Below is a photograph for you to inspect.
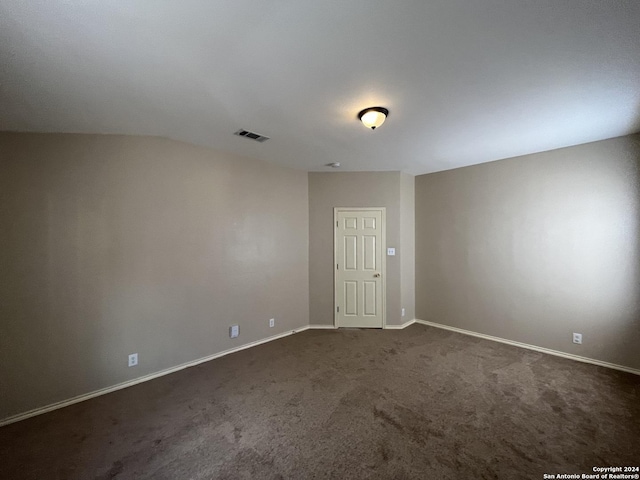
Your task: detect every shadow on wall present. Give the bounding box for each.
[624,134,640,351]
[415,133,640,370]
[535,134,640,366]
[0,133,311,422]
[566,134,640,368]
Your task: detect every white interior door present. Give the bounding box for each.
[334,208,385,328]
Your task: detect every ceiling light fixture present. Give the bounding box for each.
[358,107,389,130]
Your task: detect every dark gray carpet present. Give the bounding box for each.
[1,324,638,479]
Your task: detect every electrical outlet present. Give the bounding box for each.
[128,353,138,367]
[572,333,582,345]
[230,325,239,338]
[269,318,275,328]
[401,308,405,317]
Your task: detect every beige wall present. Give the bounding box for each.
[415,134,640,370]
[0,133,309,420]
[6,127,637,421]
[308,172,410,327]
[400,173,415,322]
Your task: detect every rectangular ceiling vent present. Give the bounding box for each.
[234,129,270,143]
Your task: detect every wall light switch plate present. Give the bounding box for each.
[387,247,396,256]
[128,353,138,367]
[230,325,239,338]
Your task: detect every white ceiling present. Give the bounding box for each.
[1,1,639,175]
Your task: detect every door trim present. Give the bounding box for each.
[333,207,386,329]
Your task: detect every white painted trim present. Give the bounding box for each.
[7,319,636,428]
[0,326,311,428]
[415,319,640,376]
[385,319,416,329]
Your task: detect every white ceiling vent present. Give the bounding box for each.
[234,129,270,143]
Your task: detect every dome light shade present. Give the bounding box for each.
[358,107,389,130]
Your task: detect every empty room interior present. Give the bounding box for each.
[1,1,639,479]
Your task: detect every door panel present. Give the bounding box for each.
[335,208,384,328]
[344,281,358,315]
[363,236,376,270]
[363,216,376,229]
[344,235,357,270]
[363,281,377,316]
[344,217,357,229]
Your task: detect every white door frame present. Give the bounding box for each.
[334,207,386,328]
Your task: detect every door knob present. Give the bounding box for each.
[374,273,381,277]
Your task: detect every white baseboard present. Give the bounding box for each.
[309,320,420,330]
[0,325,311,428]
[385,319,416,329]
[415,319,640,376]
[5,320,636,427]
[310,320,418,330]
